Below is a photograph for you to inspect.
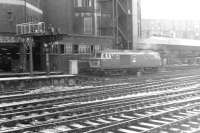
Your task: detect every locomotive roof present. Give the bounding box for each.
[100,50,157,55]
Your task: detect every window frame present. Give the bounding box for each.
[84,16,93,34]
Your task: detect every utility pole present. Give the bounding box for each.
[24,0,33,76]
[21,0,27,73]
[29,37,33,76]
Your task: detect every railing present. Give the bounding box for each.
[16,22,45,35]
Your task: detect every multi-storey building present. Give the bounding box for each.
[41,0,141,72]
[142,19,200,40]
[41,0,137,53]
[0,0,42,33]
[0,0,43,72]
[0,0,141,73]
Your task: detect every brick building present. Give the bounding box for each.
[41,0,135,52]
[41,0,141,72]
[0,0,141,73]
[0,0,42,72]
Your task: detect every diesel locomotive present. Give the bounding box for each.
[88,50,162,75]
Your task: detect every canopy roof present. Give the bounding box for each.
[138,36,200,47]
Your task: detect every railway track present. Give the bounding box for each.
[0,74,199,110]
[1,69,200,104]
[86,100,200,133]
[1,67,200,96]
[0,74,200,132]
[0,69,200,132]
[1,82,200,132]
[80,68,200,86]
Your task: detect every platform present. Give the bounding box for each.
[0,71,62,78]
[0,74,78,92]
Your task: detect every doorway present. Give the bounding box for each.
[32,43,44,71]
[0,45,20,72]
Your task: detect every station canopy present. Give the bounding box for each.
[138,36,200,50]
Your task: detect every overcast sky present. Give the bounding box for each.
[141,0,200,20]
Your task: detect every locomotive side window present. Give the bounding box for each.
[101,53,112,59]
[110,54,115,59]
[102,53,106,59]
[107,54,112,59]
[105,53,108,59]
[107,54,110,59]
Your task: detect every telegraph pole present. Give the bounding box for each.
[21,0,27,73]
[24,0,33,76]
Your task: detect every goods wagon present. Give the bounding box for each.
[88,50,162,75]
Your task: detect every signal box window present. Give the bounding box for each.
[90,45,94,53]
[83,0,92,7]
[73,45,79,54]
[75,0,83,7]
[65,43,72,54]
[60,44,65,54]
[75,0,92,7]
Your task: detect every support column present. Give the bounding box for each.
[44,43,50,75]
[20,42,27,72]
[29,40,33,76]
[112,0,116,48]
[116,0,119,49]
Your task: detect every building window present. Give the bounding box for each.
[65,43,72,54]
[7,10,13,21]
[74,0,92,7]
[60,44,65,54]
[79,45,87,53]
[83,0,92,7]
[73,44,79,54]
[84,16,92,34]
[50,44,59,54]
[90,45,94,53]
[94,45,101,53]
[75,0,83,7]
